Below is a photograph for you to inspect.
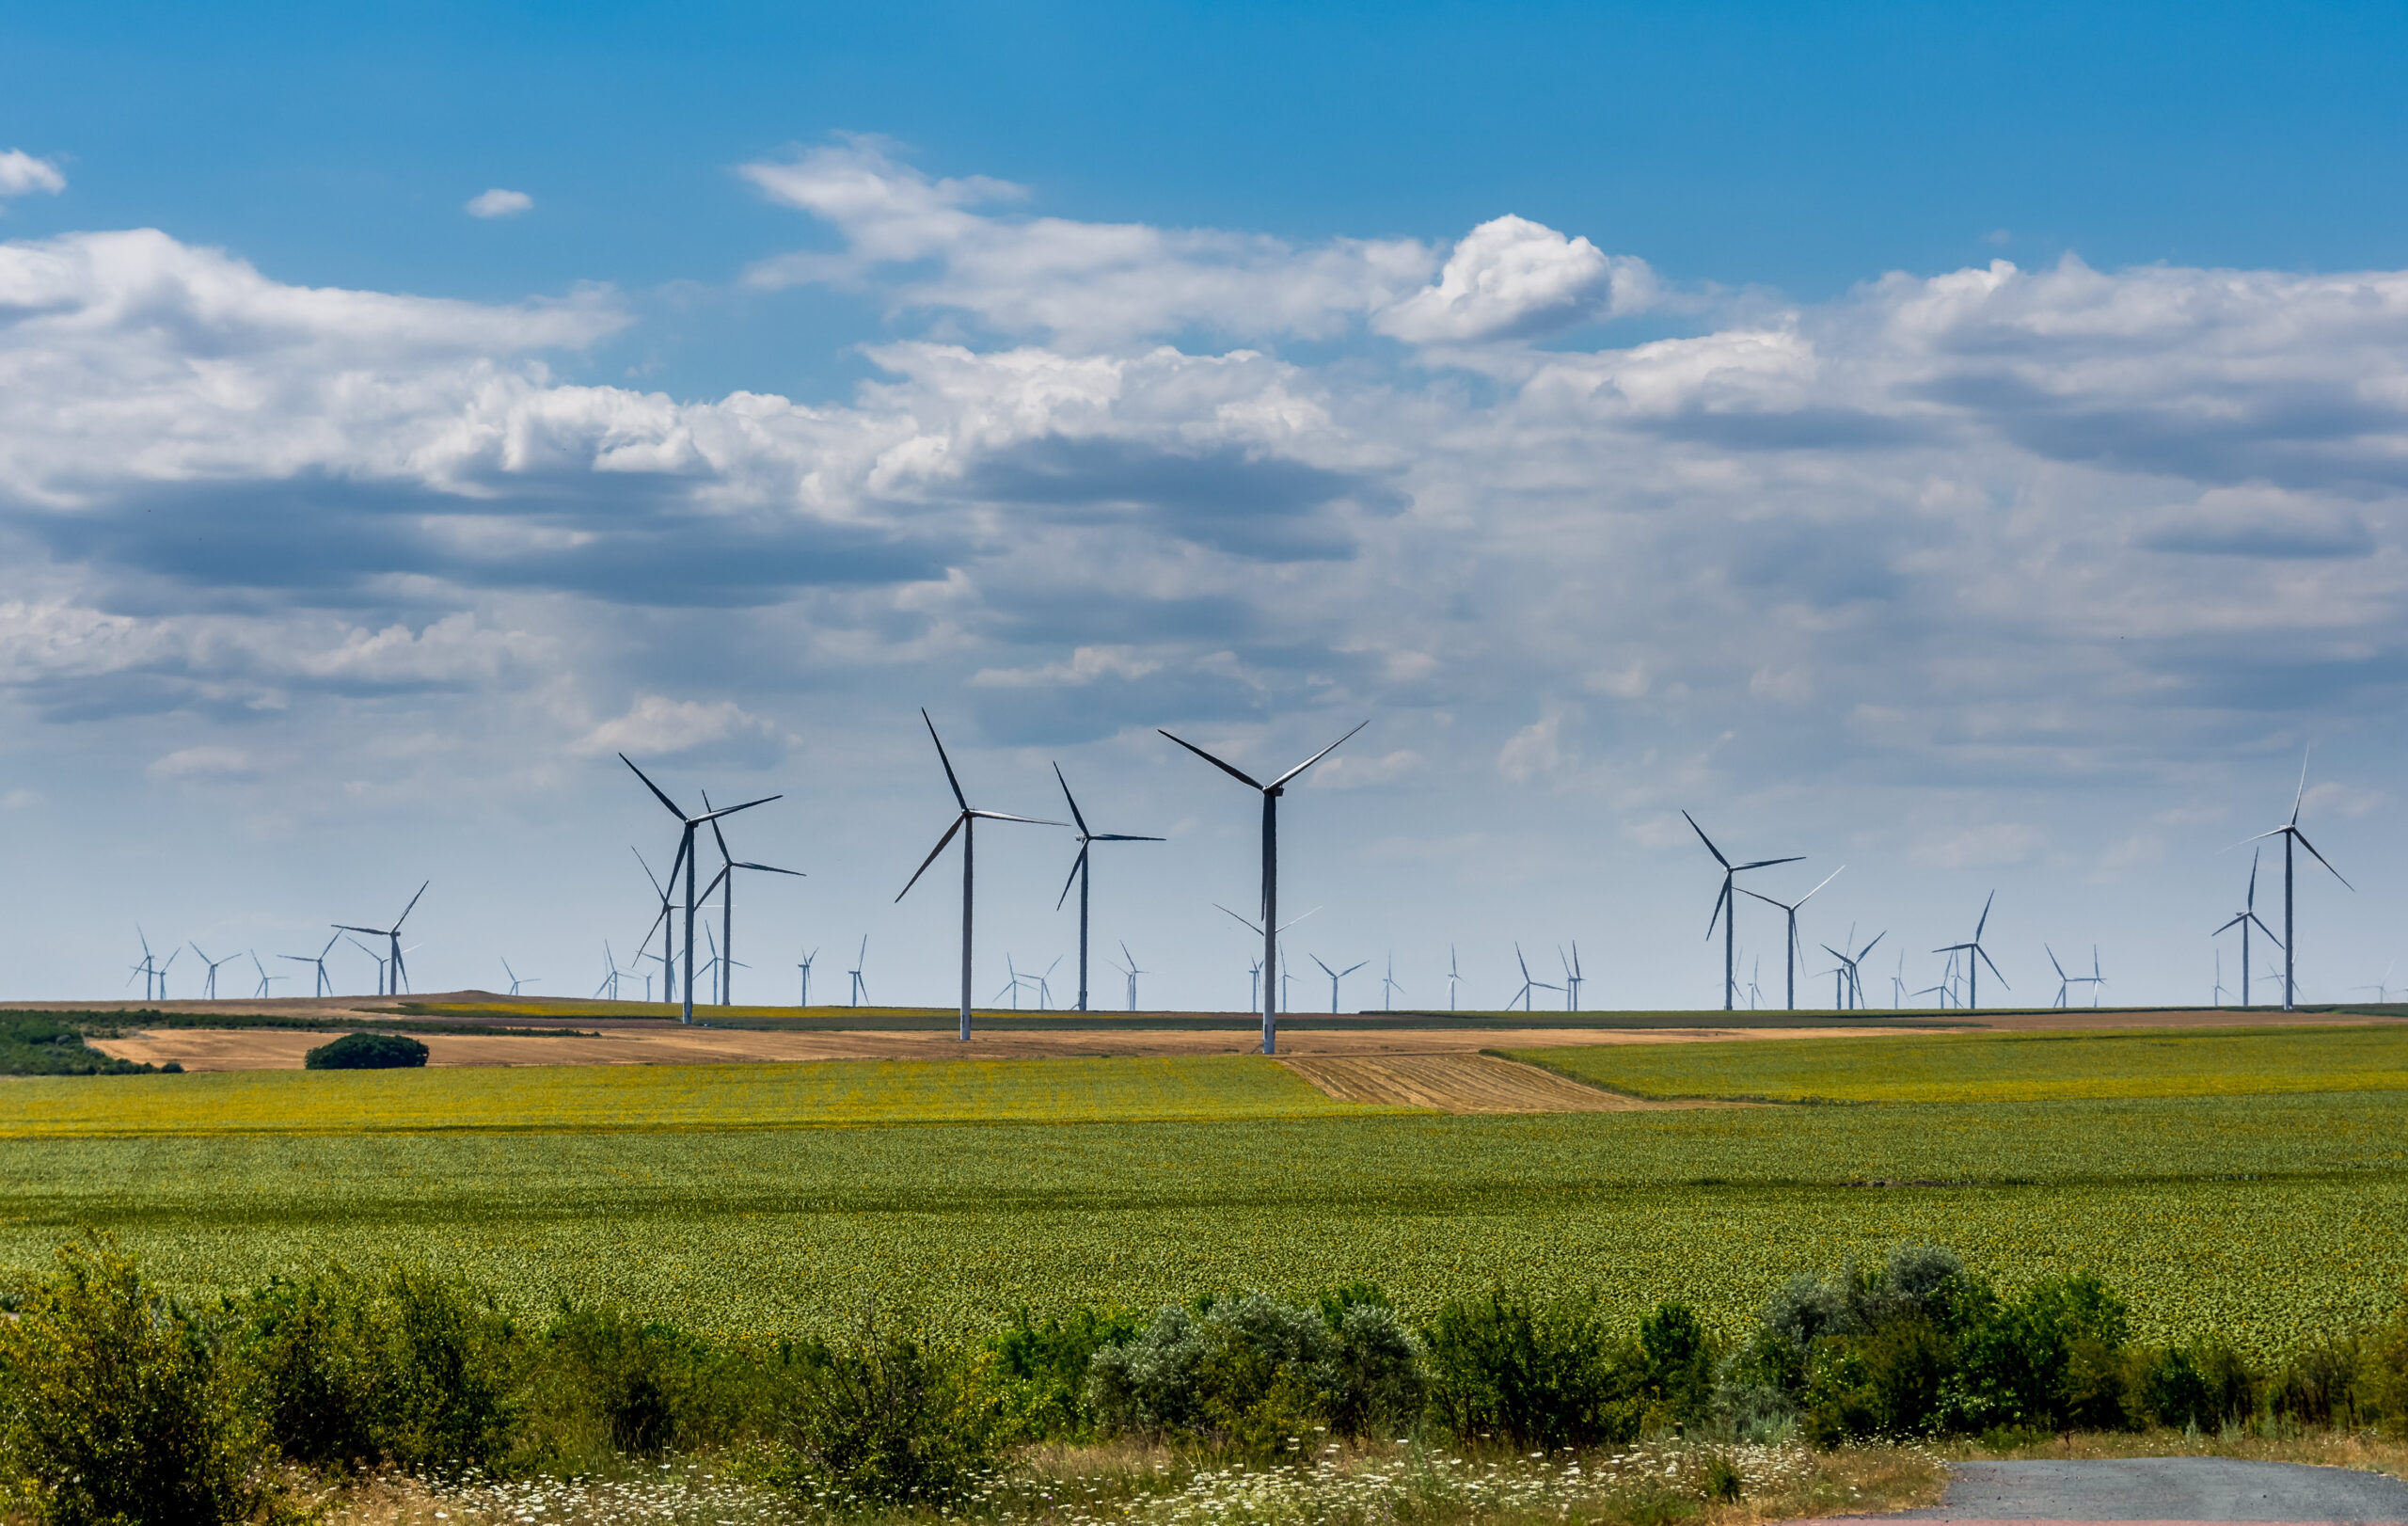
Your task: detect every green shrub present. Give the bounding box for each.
[524,1302,758,1465]
[0,1239,263,1526]
[776,1316,994,1508]
[2133,1341,2258,1431]
[0,1014,166,1076]
[1420,1289,1642,1448]
[985,1305,1143,1441]
[227,1264,523,1473]
[303,1032,429,1069]
[1638,1302,1718,1427]
[1951,1271,2132,1433]
[2271,1337,2362,1428]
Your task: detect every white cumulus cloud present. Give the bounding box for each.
[465,188,534,218]
[0,151,65,201]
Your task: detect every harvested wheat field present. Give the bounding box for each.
[1276,1051,1749,1113]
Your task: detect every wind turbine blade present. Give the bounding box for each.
[702,863,731,899]
[1341,962,1367,978]
[1734,855,1806,871]
[1269,719,1370,789]
[2048,945,2067,979]
[2234,827,2289,848]
[2290,830,2354,890]
[708,807,734,866]
[733,862,806,878]
[2210,914,2244,935]
[2247,848,2260,908]
[1275,906,1322,933]
[633,847,666,898]
[1052,762,1091,836]
[332,925,384,935]
[1214,903,1264,935]
[1158,728,1264,789]
[1976,945,2009,987]
[1680,810,1731,868]
[1312,955,1336,978]
[1091,834,1165,842]
[2247,913,2283,946]
[319,930,341,958]
[696,794,781,824]
[1799,866,1845,903]
[1856,930,1885,960]
[1819,944,1847,962]
[1055,847,1087,912]
[966,810,1068,826]
[1705,879,1730,940]
[921,708,971,811]
[1735,886,1784,909]
[1974,889,1995,940]
[895,814,967,902]
[620,754,689,820]
[2292,744,2311,826]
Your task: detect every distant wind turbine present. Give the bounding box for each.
[2047,944,2076,1009]
[2237,753,2349,1011]
[698,788,804,1009]
[1110,941,1146,1011]
[848,936,868,1006]
[1509,943,1561,1011]
[1311,954,1367,1013]
[1560,944,1584,1010]
[1739,866,1844,1009]
[1447,946,1462,1011]
[1216,902,1317,1023]
[1051,763,1162,1012]
[2213,848,2282,1012]
[280,931,341,998]
[796,946,817,1007]
[334,882,431,998]
[189,943,239,1000]
[1379,953,1404,1011]
[1932,892,2007,1011]
[1683,812,1804,1011]
[2350,962,2399,1005]
[1161,721,1367,1055]
[501,958,536,996]
[622,757,780,1025]
[248,951,281,999]
[895,710,1063,1041]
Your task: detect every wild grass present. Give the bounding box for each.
[1505,1024,2408,1103]
[0,1055,1400,1137]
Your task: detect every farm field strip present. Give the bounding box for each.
[0,1054,1404,1136]
[1507,1024,2408,1103]
[7,1093,2408,1356]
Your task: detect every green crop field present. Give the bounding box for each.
[1506,1024,2408,1103]
[3,1060,2405,1358]
[0,1055,1390,1137]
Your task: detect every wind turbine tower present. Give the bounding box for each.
[1739,866,1843,1009]
[1160,721,1366,1055]
[2213,848,2283,1012]
[1051,764,1162,1012]
[1683,812,1803,1011]
[1933,893,2007,1011]
[2241,754,2349,1012]
[334,882,430,998]
[622,756,779,1025]
[895,711,1062,1041]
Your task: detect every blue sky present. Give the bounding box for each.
[2,2,2406,1009]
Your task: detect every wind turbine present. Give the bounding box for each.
[621,756,780,1025]
[595,942,625,1001]
[634,848,678,1005]
[1509,944,1561,1011]
[501,958,536,996]
[346,936,388,994]
[1217,903,1317,1022]
[280,931,341,998]
[335,882,430,998]
[1738,866,1843,1009]
[189,944,239,1000]
[1933,892,2007,1011]
[2241,749,2353,1011]
[2047,944,2075,1009]
[1160,721,1367,1055]
[993,955,1029,1009]
[2213,847,2285,1012]
[1744,956,1763,1010]
[1031,955,1063,1010]
[848,936,868,1006]
[1311,954,1366,1013]
[1560,944,1585,1010]
[2352,965,2400,1004]
[2082,946,2106,1008]
[1447,946,1462,1011]
[896,711,1064,1041]
[1891,950,1908,1009]
[1247,957,1263,1011]
[1840,930,1885,1009]
[1050,764,1162,1012]
[1111,941,1146,1011]
[699,788,804,1008]
[248,952,282,999]
[2213,946,2227,1008]
[1379,954,1404,1011]
[128,928,163,1001]
[796,947,817,1007]
[1683,812,1804,1010]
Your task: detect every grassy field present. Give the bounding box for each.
[0,1055,1389,1136]
[4,1085,2404,1357]
[1505,1024,2408,1103]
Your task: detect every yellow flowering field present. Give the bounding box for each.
[1506,1023,2408,1103]
[0,1054,1398,1137]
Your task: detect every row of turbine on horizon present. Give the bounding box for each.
[1685,748,2349,1014]
[128,885,430,1001]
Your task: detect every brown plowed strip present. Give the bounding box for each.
[1276,1053,1748,1114]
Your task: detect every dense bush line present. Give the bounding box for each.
[4,1238,2407,1523]
[0,1014,177,1076]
